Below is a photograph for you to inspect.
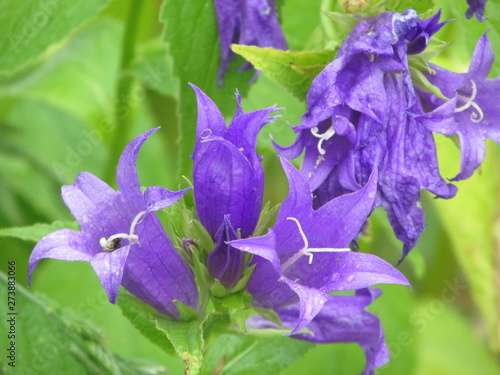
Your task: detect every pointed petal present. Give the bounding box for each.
[28,229,93,285]
[469,33,494,79]
[144,186,191,213]
[116,128,159,209]
[312,167,377,246]
[451,125,487,181]
[229,230,280,271]
[282,278,328,335]
[190,83,226,139]
[90,245,131,304]
[225,105,279,168]
[62,172,126,237]
[272,131,306,160]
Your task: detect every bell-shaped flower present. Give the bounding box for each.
[191,84,279,287]
[230,158,409,369]
[276,9,457,260]
[466,0,488,22]
[420,33,500,180]
[214,0,287,85]
[28,128,199,319]
[247,289,390,375]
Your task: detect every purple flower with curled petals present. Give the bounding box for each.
[230,158,409,373]
[191,83,279,288]
[276,9,457,260]
[420,33,500,180]
[466,0,488,22]
[29,128,199,319]
[248,289,389,375]
[214,0,287,85]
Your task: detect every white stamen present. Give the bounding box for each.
[311,126,336,155]
[281,217,350,272]
[99,211,147,252]
[454,80,484,122]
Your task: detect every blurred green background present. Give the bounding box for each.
[0,0,499,374]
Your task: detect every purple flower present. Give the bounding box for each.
[191,84,279,287]
[466,0,488,22]
[276,10,457,259]
[29,129,199,319]
[248,289,389,375]
[420,33,500,180]
[214,0,287,85]
[230,158,409,373]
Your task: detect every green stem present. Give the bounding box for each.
[103,0,143,183]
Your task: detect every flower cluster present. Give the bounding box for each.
[28,4,499,375]
[277,9,500,260]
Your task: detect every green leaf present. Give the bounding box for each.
[0,18,122,133]
[232,46,336,101]
[161,0,254,181]
[215,292,251,332]
[0,0,112,74]
[0,272,168,375]
[155,317,204,375]
[131,37,179,98]
[201,334,313,375]
[385,0,435,15]
[117,291,176,357]
[0,221,79,242]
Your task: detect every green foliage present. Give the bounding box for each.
[0,0,112,74]
[0,272,167,375]
[0,221,79,242]
[232,46,336,101]
[385,0,435,15]
[117,291,176,356]
[201,334,313,375]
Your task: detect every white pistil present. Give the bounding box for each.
[99,210,147,252]
[454,79,484,123]
[311,126,336,155]
[280,217,350,272]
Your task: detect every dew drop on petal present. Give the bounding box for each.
[347,274,356,282]
[368,191,376,198]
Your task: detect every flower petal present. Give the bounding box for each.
[62,172,126,238]
[144,186,191,213]
[207,215,242,288]
[28,229,93,285]
[193,139,262,238]
[251,289,390,375]
[116,128,160,209]
[229,230,280,271]
[190,83,226,140]
[90,245,131,304]
[122,213,199,317]
[281,278,329,335]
